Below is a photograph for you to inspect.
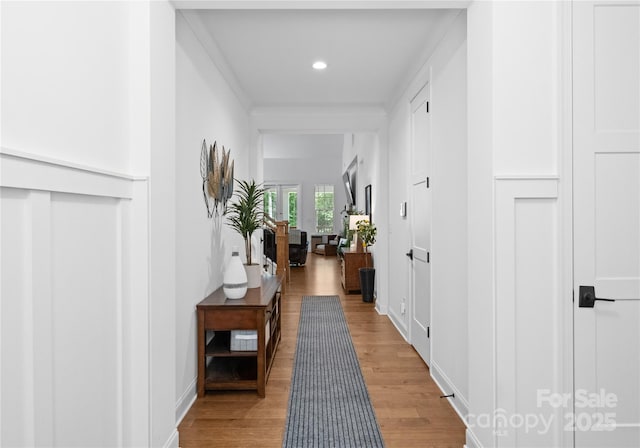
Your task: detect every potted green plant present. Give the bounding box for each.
[356,219,377,302]
[226,179,265,288]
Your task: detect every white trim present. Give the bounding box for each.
[494,174,559,181]
[30,191,54,446]
[374,300,387,315]
[387,308,409,342]
[250,106,387,133]
[162,429,180,448]
[0,186,148,446]
[172,1,471,10]
[115,202,125,447]
[0,148,148,200]
[0,147,145,181]
[251,105,387,118]
[430,361,469,424]
[388,9,464,111]
[126,181,152,447]
[494,176,563,447]
[558,1,574,447]
[178,11,252,110]
[465,427,483,448]
[175,378,197,426]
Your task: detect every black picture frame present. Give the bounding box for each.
[365,184,372,221]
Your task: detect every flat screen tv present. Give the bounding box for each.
[342,170,356,207]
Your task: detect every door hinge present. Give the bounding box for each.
[427,326,430,338]
[426,102,430,113]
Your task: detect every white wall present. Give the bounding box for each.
[429,12,468,419]
[263,134,346,234]
[1,1,131,173]
[386,10,469,418]
[387,102,412,333]
[174,11,251,425]
[149,2,179,447]
[0,1,178,447]
[466,2,571,447]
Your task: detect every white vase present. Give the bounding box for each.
[245,263,262,289]
[223,247,248,299]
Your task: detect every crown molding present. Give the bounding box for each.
[179,11,253,111]
[172,1,471,10]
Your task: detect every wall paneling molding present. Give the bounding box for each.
[494,176,565,447]
[0,148,150,447]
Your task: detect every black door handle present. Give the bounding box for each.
[406,249,413,260]
[579,285,616,308]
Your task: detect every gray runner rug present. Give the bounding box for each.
[283,295,385,448]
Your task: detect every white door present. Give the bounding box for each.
[573,3,640,446]
[409,85,431,365]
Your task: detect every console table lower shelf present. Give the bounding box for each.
[196,274,282,397]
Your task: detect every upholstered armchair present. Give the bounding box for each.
[313,234,339,256]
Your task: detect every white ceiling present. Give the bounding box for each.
[182,8,462,109]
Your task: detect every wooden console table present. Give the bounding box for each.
[341,250,372,293]
[196,274,282,397]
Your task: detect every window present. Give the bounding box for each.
[263,188,277,220]
[314,184,334,233]
[287,190,298,228]
[263,185,298,227]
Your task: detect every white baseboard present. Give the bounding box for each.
[387,308,409,341]
[175,378,197,426]
[465,427,482,448]
[375,298,387,315]
[430,361,469,424]
[163,429,180,448]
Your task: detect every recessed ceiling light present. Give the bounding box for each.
[312,61,327,70]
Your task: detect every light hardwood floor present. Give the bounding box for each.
[178,253,466,447]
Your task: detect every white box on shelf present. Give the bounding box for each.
[230,330,257,351]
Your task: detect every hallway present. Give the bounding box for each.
[178,253,466,447]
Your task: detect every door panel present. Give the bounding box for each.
[409,85,431,365]
[412,179,430,333]
[574,3,640,446]
[594,154,640,283]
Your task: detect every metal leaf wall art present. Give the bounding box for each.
[200,139,234,218]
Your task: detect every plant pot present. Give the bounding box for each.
[244,263,262,289]
[359,267,375,303]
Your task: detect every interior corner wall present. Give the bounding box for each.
[174,11,250,426]
[149,2,179,447]
[387,100,412,335]
[466,2,495,445]
[386,8,468,417]
[1,1,175,447]
[467,2,570,447]
[429,11,469,419]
